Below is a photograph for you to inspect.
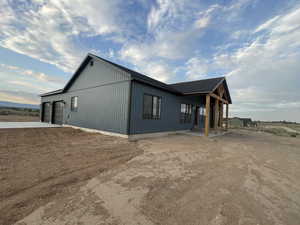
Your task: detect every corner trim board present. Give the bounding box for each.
[127,79,133,135]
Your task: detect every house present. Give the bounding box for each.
[228,117,256,128]
[40,53,232,137]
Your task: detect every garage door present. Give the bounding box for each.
[52,101,64,125]
[42,102,51,123]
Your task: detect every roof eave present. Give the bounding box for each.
[132,78,182,95]
[40,89,63,97]
[182,91,210,95]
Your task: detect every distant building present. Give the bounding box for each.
[228,117,256,128]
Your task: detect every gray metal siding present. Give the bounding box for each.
[41,60,131,134]
[129,81,205,134]
[68,59,130,92]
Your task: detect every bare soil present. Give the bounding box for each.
[0,115,40,122]
[1,128,300,225]
[0,128,140,225]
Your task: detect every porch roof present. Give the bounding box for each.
[170,77,232,104]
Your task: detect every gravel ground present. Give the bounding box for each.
[1,128,300,225]
[0,115,40,122]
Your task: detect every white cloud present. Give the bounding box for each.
[120,0,218,82]
[0,63,65,84]
[8,80,49,93]
[119,45,174,82]
[194,4,220,29]
[184,57,210,80]
[0,0,126,73]
[194,16,210,29]
[0,90,39,105]
[147,0,191,32]
[0,0,255,83]
[210,7,300,120]
[255,16,280,32]
[50,0,122,35]
[119,0,256,83]
[0,63,65,98]
[141,61,172,82]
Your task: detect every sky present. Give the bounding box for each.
[0,0,300,122]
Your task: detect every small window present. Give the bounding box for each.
[143,94,161,120]
[71,96,78,112]
[180,103,192,123]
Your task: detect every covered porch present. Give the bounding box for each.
[203,92,229,136]
[180,78,231,137]
[190,92,229,137]
[171,76,232,137]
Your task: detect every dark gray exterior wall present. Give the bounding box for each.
[129,81,205,134]
[41,59,131,134]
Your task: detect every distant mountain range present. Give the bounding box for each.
[0,101,39,109]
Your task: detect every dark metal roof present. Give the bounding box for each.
[170,77,225,94]
[40,53,231,103]
[170,77,232,103]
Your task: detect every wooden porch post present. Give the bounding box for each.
[220,103,223,129]
[225,103,229,130]
[205,95,210,136]
[214,99,219,129]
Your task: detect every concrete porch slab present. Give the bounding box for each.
[185,130,228,137]
[0,122,61,129]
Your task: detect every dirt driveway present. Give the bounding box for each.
[1,128,300,225]
[0,128,140,225]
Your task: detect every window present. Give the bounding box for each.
[71,96,78,112]
[180,103,192,123]
[143,94,161,119]
[200,106,205,116]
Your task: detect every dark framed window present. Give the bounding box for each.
[180,103,192,123]
[71,96,78,112]
[143,94,161,120]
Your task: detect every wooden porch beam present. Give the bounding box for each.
[209,93,228,104]
[205,95,210,137]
